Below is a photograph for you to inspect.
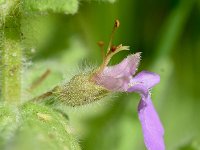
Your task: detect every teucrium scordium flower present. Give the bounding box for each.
[91,53,165,150]
[92,52,165,149]
[90,20,165,150]
[33,20,165,150]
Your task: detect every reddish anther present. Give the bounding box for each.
[111,45,117,52]
[98,41,104,47]
[115,19,120,28]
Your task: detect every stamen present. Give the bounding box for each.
[97,41,105,61]
[111,45,117,52]
[91,19,129,79]
[104,44,129,67]
[114,19,120,28]
[107,19,120,53]
[95,44,129,75]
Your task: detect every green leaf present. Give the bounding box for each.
[0,105,19,149]
[22,0,79,14]
[4,103,81,150]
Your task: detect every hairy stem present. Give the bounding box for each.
[0,0,22,104]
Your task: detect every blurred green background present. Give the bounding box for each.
[23,0,200,149]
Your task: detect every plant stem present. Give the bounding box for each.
[1,39,22,104]
[0,0,22,104]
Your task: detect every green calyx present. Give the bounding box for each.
[33,72,110,107]
[54,72,109,106]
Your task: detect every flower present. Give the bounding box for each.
[90,19,165,149]
[36,19,165,149]
[91,51,165,150]
[128,70,165,150]
[91,31,165,150]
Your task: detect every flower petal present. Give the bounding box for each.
[93,53,141,91]
[93,75,130,91]
[127,71,160,97]
[138,96,165,150]
[128,71,164,150]
[103,52,141,78]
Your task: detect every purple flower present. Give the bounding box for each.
[128,70,165,150]
[90,20,165,150]
[92,52,165,150]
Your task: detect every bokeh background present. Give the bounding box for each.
[24,0,200,149]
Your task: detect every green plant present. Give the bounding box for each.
[0,0,114,149]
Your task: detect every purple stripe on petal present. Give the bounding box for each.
[138,95,165,150]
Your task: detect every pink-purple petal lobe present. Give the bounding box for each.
[127,71,160,96]
[102,52,141,78]
[138,96,165,150]
[127,83,149,97]
[94,75,130,91]
[130,71,160,89]
[92,52,165,149]
[127,71,165,150]
[93,53,141,91]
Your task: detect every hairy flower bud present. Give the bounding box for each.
[33,72,109,107]
[53,72,109,106]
